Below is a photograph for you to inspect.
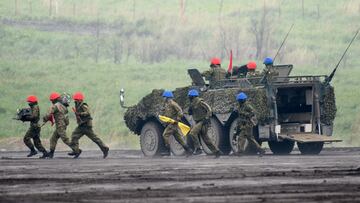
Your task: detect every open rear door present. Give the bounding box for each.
[278,133,342,143]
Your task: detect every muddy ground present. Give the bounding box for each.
[0,148,360,203]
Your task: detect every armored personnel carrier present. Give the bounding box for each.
[121,64,341,156]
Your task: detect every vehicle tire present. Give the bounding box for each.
[201,118,230,155]
[229,118,261,154]
[268,139,295,155]
[297,142,324,155]
[140,121,168,157]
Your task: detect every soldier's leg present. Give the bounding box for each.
[246,133,263,153]
[84,127,109,158]
[23,128,35,150]
[162,125,172,148]
[23,128,37,157]
[32,128,48,156]
[49,131,60,158]
[188,122,202,150]
[238,127,249,154]
[172,125,192,155]
[70,127,84,154]
[57,127,72,149]
[200,123,219,154]
[85,127,108,149]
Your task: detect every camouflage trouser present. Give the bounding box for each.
[70,126,108,153]
[237,125,262,153]
[50,126,72,151]
[189,121,219,153]
[23,126,47,153]
[162,123,187,149]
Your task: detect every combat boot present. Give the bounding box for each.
[73,149,82,159]
[258,148,266,157]
[68,151,76,156]
[27,148,37,157]
[48,150,54,159]
[214,150,224,158]
[39,151,49,159]
[102,146,109,159]
[193,148,203,155]
[184,145,193,157]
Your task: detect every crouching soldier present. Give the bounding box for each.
[69,92,109,159]
[22,95,49,158]
[43,92,73,158]
[162,90,193,156]
[234,92,265,156]
[187,89,222,158]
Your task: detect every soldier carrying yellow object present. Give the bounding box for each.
[161,90,193,156]
[187,89,222,158]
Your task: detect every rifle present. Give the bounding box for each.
[324,29,359,85]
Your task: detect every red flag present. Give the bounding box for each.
[227,50,233,74]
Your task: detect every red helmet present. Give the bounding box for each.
[246,61,257,70]
[210,57,221,65]
[49,92,61,101]
[73,92,84,101]
[27,95,38,103]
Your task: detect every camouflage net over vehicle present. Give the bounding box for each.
[320,85,337,126]
[124,86,271,134]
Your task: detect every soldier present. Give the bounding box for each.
[68,92,109,159]
[233,92,265,156]
[161,90,193,156]
[201,57,227,87]
[187,89,222,158]
[22,95,49,158]
[246,61,261,78]
[43,92,73,158]
[260,57,279,84]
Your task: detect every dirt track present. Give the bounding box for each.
[1,148,360,203]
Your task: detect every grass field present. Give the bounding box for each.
[0,0,359,149]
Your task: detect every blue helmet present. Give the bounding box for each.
[162,90,174,98]
[236,92,247,101]
[263,57,273,65]
[188,89,199,97]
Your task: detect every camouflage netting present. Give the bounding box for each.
[124,86,271,134]
[320,85,337,126]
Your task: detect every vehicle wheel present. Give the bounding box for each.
[140,121,167,157]
[297,142,324,155]
[268,139,295,155]
[229,118,261,154]
[201,117,230,155]
[169,135,192,156]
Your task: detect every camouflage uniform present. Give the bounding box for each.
[44,102,72,152]
[234,101,263,154]
[162,99,188,149]
[23,104,48,155]
[247,70,262,78]
[70,102,109,154]
[201,65,227,87]
[188,97,219,153]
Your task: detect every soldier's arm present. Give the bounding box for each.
[201,69,213,80]
[43,105,56,121]
[25,107,39,121]
[172,102,183,121]
[79,104,90,116]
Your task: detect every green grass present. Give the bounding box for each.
[0,0,359,148]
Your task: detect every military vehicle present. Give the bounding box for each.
[120,64,342,156]
[121,30,358,157]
